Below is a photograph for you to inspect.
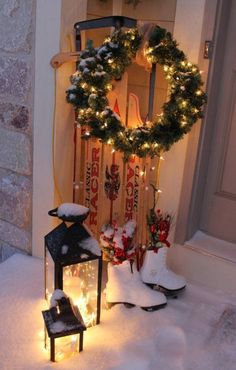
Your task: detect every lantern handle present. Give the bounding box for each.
[48,208,58,217]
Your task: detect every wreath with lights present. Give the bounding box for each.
[66,26,206,160]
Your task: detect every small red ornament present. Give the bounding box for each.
[150,224,156,233]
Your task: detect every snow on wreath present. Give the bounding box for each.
[66,24,207,160]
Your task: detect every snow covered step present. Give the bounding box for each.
[209,305,236,345]
[0,243,26,263]
[207,305,236,369]
[0,253,236,369]
[167,231,236,295]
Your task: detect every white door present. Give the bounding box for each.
[200,0,236,243]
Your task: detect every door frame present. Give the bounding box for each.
[175,0,231,244]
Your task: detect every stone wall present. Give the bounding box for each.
[0,0,35,261]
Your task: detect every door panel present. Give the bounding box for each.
[220,76,236,197]
[200,0,236,242]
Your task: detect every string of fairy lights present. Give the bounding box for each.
[66,25,206,161]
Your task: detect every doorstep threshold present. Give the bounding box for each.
[185,230,236,265]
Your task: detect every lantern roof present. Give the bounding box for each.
[45,222,101,265]
[42,296,86,339]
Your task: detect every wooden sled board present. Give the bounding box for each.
[124,93,149,246]
[97,73,128,229]
[82,137,102,237]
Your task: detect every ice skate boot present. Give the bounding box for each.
[140,248,186,297]
[105,260,167,311]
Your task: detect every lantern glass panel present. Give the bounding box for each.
[55,334,80,361]
[63,260,99,327]
[45,333,80,362]
[45,248,55,304]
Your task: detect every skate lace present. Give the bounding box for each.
[159,248,168,275]
[160,248,167,261]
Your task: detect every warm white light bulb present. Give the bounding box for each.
[106,83,112,90]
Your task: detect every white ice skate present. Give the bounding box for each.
[105,260,167,311]
[140,248,186,296]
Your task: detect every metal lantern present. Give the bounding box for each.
[44,219,102,327]
[42,296,86,362]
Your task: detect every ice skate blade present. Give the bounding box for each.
[141,302,167,312]
[106,301,135,309]
[145,283,186,298]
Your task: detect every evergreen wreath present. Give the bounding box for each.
[66,26,207,160]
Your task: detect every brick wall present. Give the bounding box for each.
[0,0,35,261]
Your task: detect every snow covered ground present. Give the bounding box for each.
[0,253,236,370]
